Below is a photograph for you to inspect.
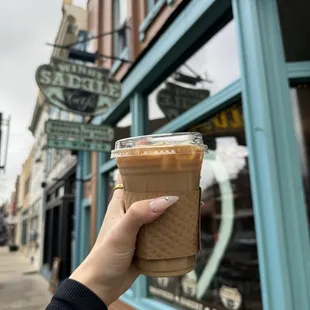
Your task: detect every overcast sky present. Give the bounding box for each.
[0,0,87,202]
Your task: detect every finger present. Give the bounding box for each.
[116,172,122,184]
[97,175,125,239]
[109,173,124,211]
[107,196,179,253]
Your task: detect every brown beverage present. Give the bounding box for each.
[111,133,205,277]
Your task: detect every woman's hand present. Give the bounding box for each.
[70,175,179,306]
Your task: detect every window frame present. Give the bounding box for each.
[112,0,129,67]
[139,0,176,41]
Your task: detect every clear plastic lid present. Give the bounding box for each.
[111,132,207,158]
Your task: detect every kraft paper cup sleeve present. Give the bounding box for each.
[124,190,201,260]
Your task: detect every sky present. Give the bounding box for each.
[0,1,240,204]
[0,0,87,202]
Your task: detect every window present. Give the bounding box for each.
[45,149,52,171]
[147,20,240,133]
[147,102,263,309]
[290,84,310,232]
[24,176,31,196]
[277,0,310,61]
[113,0,128,57]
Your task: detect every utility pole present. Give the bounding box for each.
[0,114,10,173]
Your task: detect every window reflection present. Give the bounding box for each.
[148,102,263,310]
[290,84,310,227]
[113,0,128,57]
[147,20,240,133]
[277,0,310,61]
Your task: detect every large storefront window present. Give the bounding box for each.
[148,102,263,310]
[291,84,310,230]
[277,0,310,62]
[147,20,240,133]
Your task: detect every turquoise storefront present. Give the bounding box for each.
[74,1,310,309]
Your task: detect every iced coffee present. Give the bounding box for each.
[111,133,205,277]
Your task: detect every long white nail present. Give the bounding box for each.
[149,196,179,213]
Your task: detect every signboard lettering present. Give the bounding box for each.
[46,138,111,153]
[45,120,114,142]
[190,104,243,135]
[36,57,122,115]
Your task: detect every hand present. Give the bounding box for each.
[70,175,179,306]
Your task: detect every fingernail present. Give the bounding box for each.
[149,196,179,213]
[201,201,204,207]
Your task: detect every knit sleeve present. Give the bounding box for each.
[46,279,107,310]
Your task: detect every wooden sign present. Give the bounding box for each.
[49,257,61,294]
[36,57,122,116]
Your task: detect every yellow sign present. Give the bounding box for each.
[190,104,244,135]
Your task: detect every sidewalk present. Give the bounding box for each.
[0,246,51,310]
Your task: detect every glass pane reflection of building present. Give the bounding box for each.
[148,102,263,310]
[290,84,310,230]
[147,20,240,133]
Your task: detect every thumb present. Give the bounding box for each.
[108,196,179,252]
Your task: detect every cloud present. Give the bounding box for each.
[0,0,65,200]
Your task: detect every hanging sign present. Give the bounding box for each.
[46,138,112,152]
[36,57,122,116]
[45,120,114,142]
[157,82,210,120]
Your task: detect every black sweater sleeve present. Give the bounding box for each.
[46,279,107,310]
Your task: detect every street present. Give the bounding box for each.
[0,247,51,310]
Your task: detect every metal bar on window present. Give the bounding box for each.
[130,93,148,136]
[287,61,310,79]
[99,159,117,174]
[129,93,149,299]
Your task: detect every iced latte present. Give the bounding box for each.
[111,133,205,276]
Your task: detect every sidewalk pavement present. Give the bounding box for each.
[0,246,51,310]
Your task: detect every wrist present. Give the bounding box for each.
[70,264,112,306]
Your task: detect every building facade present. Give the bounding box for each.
[72,0,310,310]
[28,92,49,270]
[39,1,87,282]
[15,148,34,257]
